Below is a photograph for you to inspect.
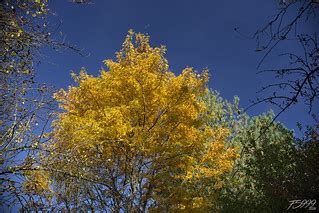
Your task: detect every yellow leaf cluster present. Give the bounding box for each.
[23,169,52,197]
[50,31,238,210]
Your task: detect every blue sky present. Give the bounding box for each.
[37,0,318,134]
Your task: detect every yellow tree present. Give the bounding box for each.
[45,31,238,211]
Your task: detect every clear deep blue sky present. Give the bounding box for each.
[37,0,318,134]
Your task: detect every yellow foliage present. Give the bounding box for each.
[50,30,238,211]
[23,169,52,197]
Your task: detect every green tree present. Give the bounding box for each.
[203,90,318,212]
